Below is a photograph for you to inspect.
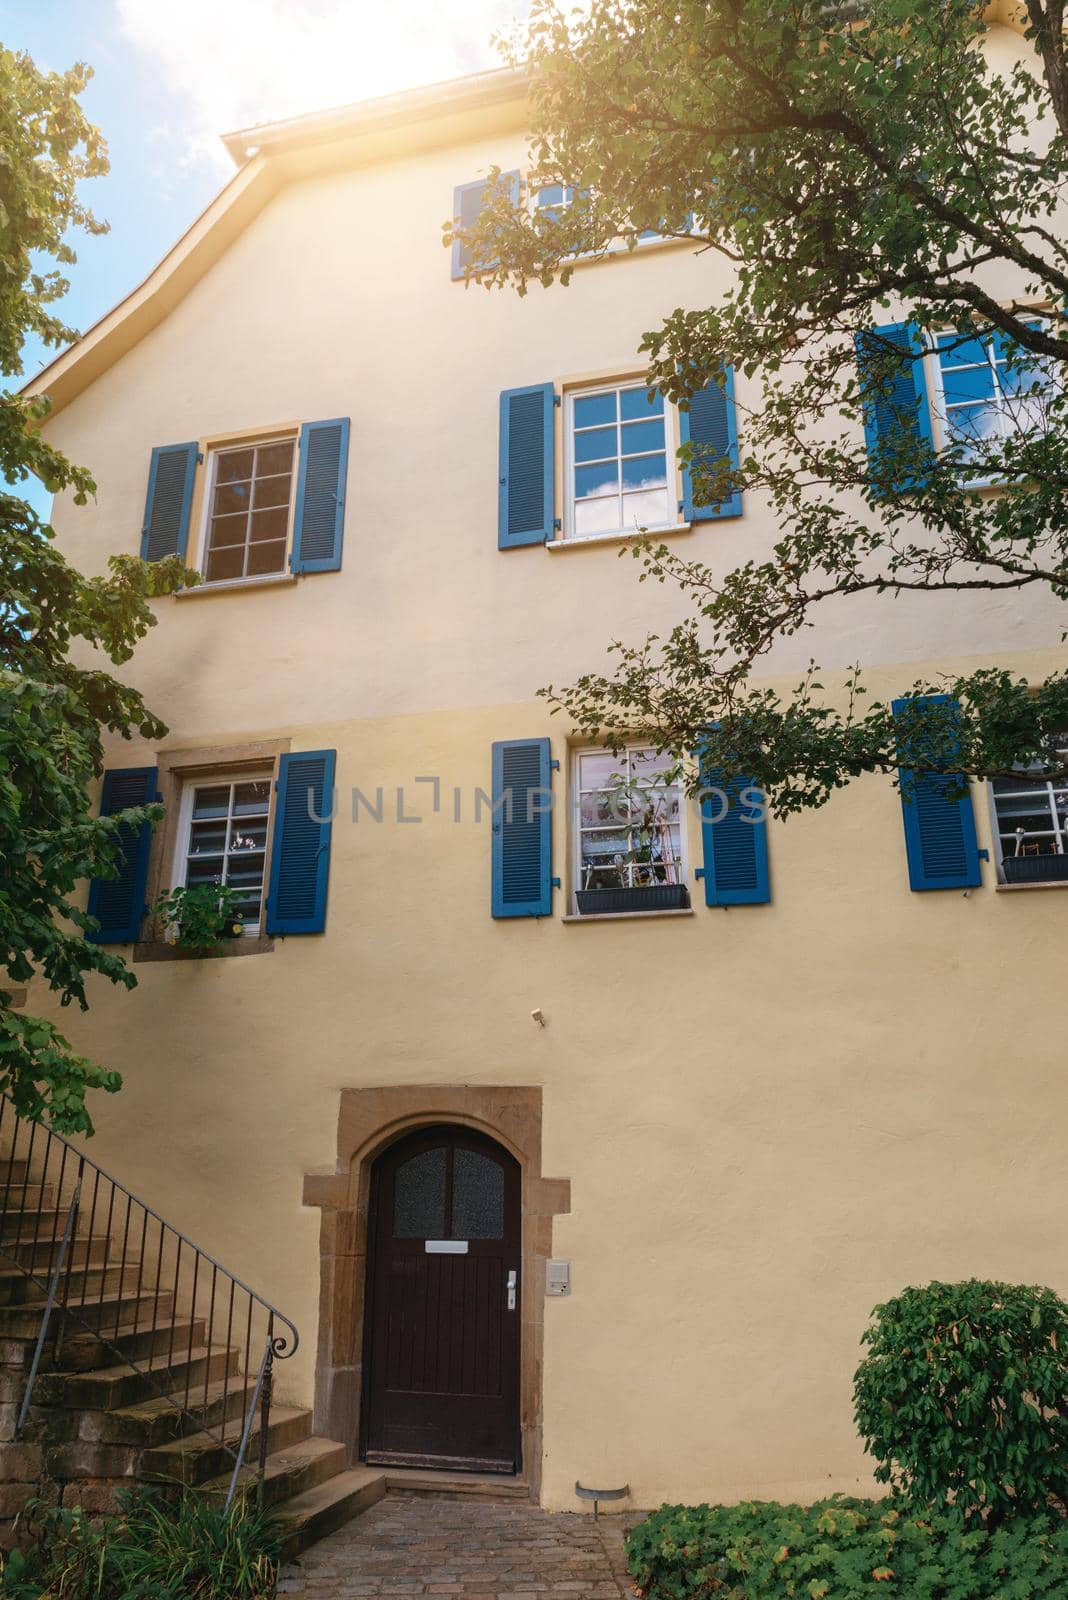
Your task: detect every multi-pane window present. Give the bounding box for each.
[565,383,673,539]
[575,747,683,891]
[932,322,1054,463]
[178,776,272,929]
[203,439,296,583]
[991,745,1068,873]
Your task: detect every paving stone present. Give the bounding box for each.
[279,1493,641,1600]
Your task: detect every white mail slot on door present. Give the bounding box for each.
[425,1239,468,1254]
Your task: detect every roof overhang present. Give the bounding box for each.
[21,67,529,419]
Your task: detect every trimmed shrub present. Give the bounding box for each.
[626,1497,1068,1600]
[853,1279,1068,1520]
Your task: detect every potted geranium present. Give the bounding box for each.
[152,883,247,952]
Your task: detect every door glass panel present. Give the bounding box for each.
[393,1147,446,1238]
[451,1148,504,1240]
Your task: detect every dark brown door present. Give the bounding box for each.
[362,1126,521,1473]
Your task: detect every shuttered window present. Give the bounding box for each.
[893,696,982,891]
[678,370,742,521]
[86,768,159,944]
[855,322,934,491]
[498,385,555,547]
[141,443,198,562]
[265,750,337,935]
[490,739,554,918]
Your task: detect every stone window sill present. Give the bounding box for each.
[546,523,692,552]
[175,574,298,599]
[994,880,1068,893]
[561,908,695,923]
[133,935,274,962]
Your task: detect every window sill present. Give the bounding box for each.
[546,523,692,552]
[175,574,298,599]
[561,908,695,923]
[133,935,274,962]
[994,880,1068,893]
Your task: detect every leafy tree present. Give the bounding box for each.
[454,0,1068,813]
[0,47,192,1133]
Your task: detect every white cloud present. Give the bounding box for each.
[115,0,529,172]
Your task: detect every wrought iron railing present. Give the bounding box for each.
[0,1093,298,1505]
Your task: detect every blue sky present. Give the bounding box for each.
[3,0,525,516]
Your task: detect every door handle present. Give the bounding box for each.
[506,1269,517,1312]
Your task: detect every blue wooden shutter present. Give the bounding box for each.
[491,739,553,917]
[86,767,159,944]
[855,322,934,489]
[697,754,770,906]
[290,419,349,574]
[451,172,520,279]
[140,443,198,562]
[679,369,742,521]
[265,750,336,935]
[498,385,555,548]
[893,695,981,891]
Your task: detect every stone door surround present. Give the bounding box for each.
[303,1086,571,1497]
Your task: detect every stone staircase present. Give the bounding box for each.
[0,1155,385,1555]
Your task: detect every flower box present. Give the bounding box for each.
[575,884,690,915]
[1002,853,1068,885]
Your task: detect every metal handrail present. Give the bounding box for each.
[0,1093,298,1496]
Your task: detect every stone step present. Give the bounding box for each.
[203,1434,347,1511]
[274,1467,387,1562]
[141,1403,312,1487]
[0,1289,175,1338]
[0,1182,56,1212]
[53,1317,206,1374]
[33,1344,239,1412]
[0,1207,72,1242]
[0,1264,127,1307]
[88,1374,257,1448]
[382,1467,531,1500]
[4,1235,109,1272]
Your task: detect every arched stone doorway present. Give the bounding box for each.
[302,1086,570,1497]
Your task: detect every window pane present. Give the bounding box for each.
[578,752,623,789]
[620,386,663,421]
[255,441,294,477]
[945,405,1000,449]
[216,449,254,484]
[252,473,292,510]
[574,496,623,536]
[192,786,231,819]
[575,461,619,499]
[249,506,289,543]
[451,1149,505,1240]
[247,540,287,577]
[206,545,245,582]
[186,858,224,887]
[940,364,997,406]
[573,426,617,464]
[621,452,667,491]
[226,855,266,891]
[537,183,565,209]
[393,1147,446,1239]
[233,780,271,815]
[580,792,628,827]
[573,392,617,429]
[188,820,227,855]
[621,418,665,455]
[621,488,670,530]
[937,333,990,369]
[209,513,247,550]
[229,820,268,853]
[213,481,252,517]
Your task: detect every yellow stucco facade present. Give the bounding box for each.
[23,23,1067,1512]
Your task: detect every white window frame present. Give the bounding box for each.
[925,317,1055,486]
[530,182,689,256]
[171,768,274,933]
[571,744,688,906]
[987,742,1068,883]
[195,433,298,586]
[563,379,681,542]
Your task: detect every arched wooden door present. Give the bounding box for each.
[362,1125,521,1473]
